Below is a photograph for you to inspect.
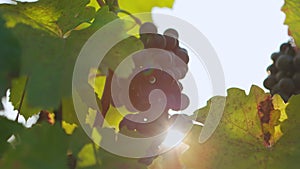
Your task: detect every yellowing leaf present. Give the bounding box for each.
[119,0,174,13]
[62,121,77,135]
[86,108,98,128]
[77,143,97,168]
[88,68,106,99]
[118,0,175,22]
[103,105,136,132]
[282,0,300,47]
[272,94,288,122]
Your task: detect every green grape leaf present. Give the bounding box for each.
[179,86,300,169]
[96,141,148,169]
[282,0,300,47]
[1,7,118,110]
[0,116,24,157]
[0,0,95,37]
[271,94,300,169]
[101,36,143,74]
[0,123,70,169]
[62,97,79,125]
[0,17,20,109]
[9,76,41,120]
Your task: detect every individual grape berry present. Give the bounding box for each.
[270,84,280,95]
[292,72,300,88]
[275,71,288,81]
[140,34,166,49]
[267,64,278,74]
[275,54,294,72]
[271,52,281,61]
[139,22,157,34]
[164,28,179,39]
[278,78,295,95]
[280,42,296,56]
[163,35,178,50]
[129,69,182,111]
[293,53,300,70]
[174,47,189,64]
[263,75,277,90]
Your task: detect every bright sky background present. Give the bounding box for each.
[153,0,289,106]
[0,0,290,122]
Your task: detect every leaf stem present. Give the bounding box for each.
[15,76,29,122]
[97,0,106,7]
[93,69,114,127]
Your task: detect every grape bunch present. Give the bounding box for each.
[263,42,300,102]
[114,22,190,135]
[111,22,192,165]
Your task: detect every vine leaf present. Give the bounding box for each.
[2,7,118,110]
[282,0,300,47]
[0,123,70,169]
[9,76,41,120]
[179,86,300,169]
[100,36,143,76]
[77,143,97,168]
[103,105,136,132]
[62,97,79,125]
[0,0,95,37]
[0,17,20,109]
[0,116,24,157]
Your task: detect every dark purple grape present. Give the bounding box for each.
[267,64,278,74]
[280,42,295,56]
[275,71,288,81]
[275,54,294,72]
[263,75,277,90]
[164,35,178,50]
[129,69,183,112]
[292,72,300,88]
[174,47,189,64]
[280,43,290,53]
[293,54,300,70]
[278,78,295,94]
[140,34,166,49]
[278,91,291,102]
[271,52,281,61]
[139,22,157,34]
[270,84,280,95]
[164,28,179,39]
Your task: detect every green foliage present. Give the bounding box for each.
[282,0,300,47]
[0,0,299,169]
[0,123,70,169]
[0,0,95,37]
[9,76,41,120]
[0,117,24,157]
[180,87,300,169]
[0,17,20,110]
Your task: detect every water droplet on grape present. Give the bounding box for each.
[149,76,156,84]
